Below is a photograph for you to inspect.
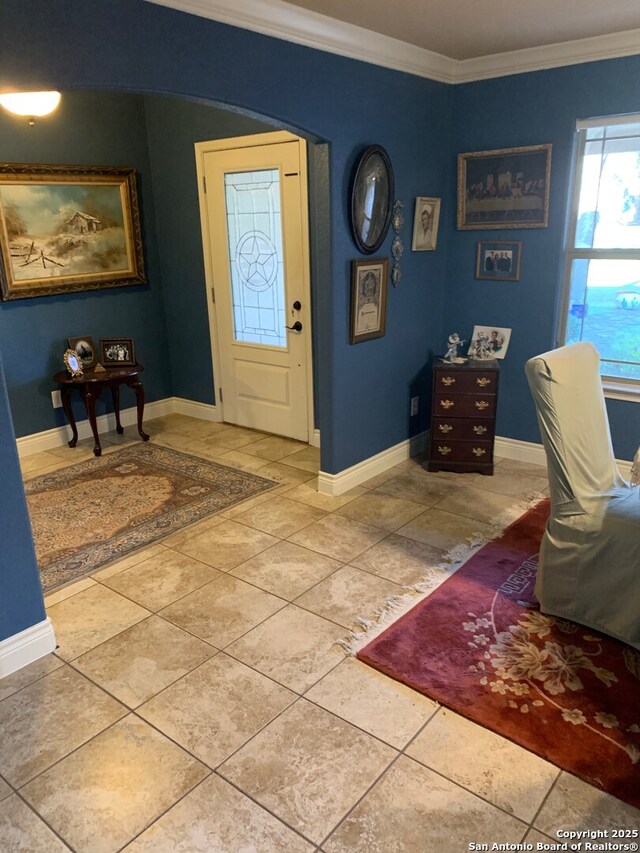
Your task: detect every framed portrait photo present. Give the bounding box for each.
[468,325,512,360]
[475,241,522,281]
[100,337,136,367]
[0,162,145,300]
[457,144,552,230]
[67,335,97,369]
[411,197,440,251]
[350,258,389,344]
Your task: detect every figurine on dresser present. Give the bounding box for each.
[443,333,466,363]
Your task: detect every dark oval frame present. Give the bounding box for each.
[350,145,395,254]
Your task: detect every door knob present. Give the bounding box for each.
[286,321,303,332]
[292,300,302,311]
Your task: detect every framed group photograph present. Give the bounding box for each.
[475,241,522,281]
[0,163,146,300]
[457,144,552,230]
[100,337,136,367]
[350,258,389,343]
[411,197,441,251]
[67,335,97,369]
[468,325,512,360]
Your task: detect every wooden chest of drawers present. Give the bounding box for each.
[427,359,499,475]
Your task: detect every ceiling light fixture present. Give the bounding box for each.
[0,91,61,125]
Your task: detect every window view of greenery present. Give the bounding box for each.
[564,120,640,383]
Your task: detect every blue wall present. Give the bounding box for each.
[0,90,171,437]
[447,58,640,460]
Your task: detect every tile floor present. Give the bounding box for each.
[2,414,639,851]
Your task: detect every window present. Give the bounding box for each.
[561,115,640,396]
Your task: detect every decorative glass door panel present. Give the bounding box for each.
[224,169,286,348]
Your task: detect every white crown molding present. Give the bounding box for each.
[0,617,56,679]
[145,0,640,83]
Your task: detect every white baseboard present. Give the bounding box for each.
[0,617,56,679]
[495,434,634,480]
[317,431,428,496]
[172,397,221,422]
[310,428,320,448]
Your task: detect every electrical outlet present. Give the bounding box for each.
[51,390,62,408]
[410,396,419,416]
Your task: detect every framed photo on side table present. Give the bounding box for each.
[475,241,522,281]
[67,335,97,369]
[350,258,389,343]
[100,337,136,367]
[411,197,441,251]
[458,144,552,229]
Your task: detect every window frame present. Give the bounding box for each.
[559,114,640,402]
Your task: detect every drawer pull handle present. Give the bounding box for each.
[476,377,491,387]
[475,400,489,410]
[473,425,487,435]
[441,376,456,386]
[438,424,453,433]
[437,445,452,455]
[441,399,455,409]
[472,447,487,457]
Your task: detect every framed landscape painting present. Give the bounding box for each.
[0,163,146,300]
[458,144,552,229]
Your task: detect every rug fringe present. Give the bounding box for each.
[339,491,546,656]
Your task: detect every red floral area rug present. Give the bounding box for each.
[357,500,640,809]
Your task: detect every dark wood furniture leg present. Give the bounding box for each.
[110,383,124,434]
[83,385,103,457]
[128,377,149,441]
[61,386,78,448]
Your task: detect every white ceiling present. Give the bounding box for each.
[147,0,640,82]
[280,0,640,61]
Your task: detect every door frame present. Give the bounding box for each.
[195,130,316,445]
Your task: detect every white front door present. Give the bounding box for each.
[197,132,313,442]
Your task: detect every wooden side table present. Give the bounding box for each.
[54,364,150,457]
[427,358,499,475]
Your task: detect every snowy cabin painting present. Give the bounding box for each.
[66,211,102,234]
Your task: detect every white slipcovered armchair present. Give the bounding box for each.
[525,342,640,651]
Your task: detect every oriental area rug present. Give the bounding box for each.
[357,500,640,809]
[25,444,276,592]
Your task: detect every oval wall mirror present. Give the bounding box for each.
[350,145,395,254]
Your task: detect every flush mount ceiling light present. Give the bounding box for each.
[0,91,61,125]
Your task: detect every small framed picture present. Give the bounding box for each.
[468,325,512,360]
[100,337,136,367]
[475,241,522,281]
[350,258,389,344]
[67,335,97,369]
[411,197,441,251]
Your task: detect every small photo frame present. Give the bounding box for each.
[63,348,83,377]
[67,335,97,369]
[475,241,522,281]
[100,337,136,367]
[411,197,441,251]
[468,325,512,360]
[350,258,389,343]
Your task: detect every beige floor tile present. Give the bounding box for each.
[288,514,387,562]
[0,776,12,802]
[534,772,640,835]
[466,468,548,497]
[219,490,273,519]
[175,419,237,440]
[219,699,396,845]
[231,540,341,599]
[100,549,223,611]
[233,495,326,537]
[22,459,73,479]
[254,461,317,490]
[138,654,295,767]
[90,543,168,581]
[47,438,105,461]
[432,485,531,524]
[335,491,426,532]
[0,794,70,852]
[21,450,69,475]
[525,829,559,846]
[285,479,366,511]
[47,585,151,661]
[497,456,549,477]
[396,507,492,551]
[226,604,345,693]
[21,716,208,853]
[324,755,527,852]
[43,576,97,606]
[0,665,126,787]
[214,449,271,472]
[201,426,268,450]
[374,468,460,506]
[351,532,447,586]
[0,653,64,702]
[170,519,278,570]
[359,465,404,489]
[406,708,559,821]
[280,445,321,472]
[160,575,285,647]
[73,616,216,708]
[295,565,402,629]
[123,773,313,852]
[242,435,307,461]
[306,658,438,748]
[158,515,225,550]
